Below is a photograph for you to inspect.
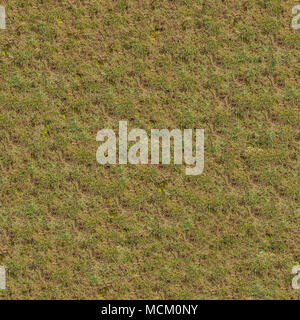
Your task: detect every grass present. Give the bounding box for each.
[0,0,299,299]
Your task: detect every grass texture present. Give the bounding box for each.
[0,0,299,299]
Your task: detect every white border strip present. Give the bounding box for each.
[0,266,5,290]
[0,6,5,29]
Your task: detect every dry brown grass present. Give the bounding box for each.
[0,0,299,299]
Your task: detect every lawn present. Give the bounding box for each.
[0,0,299,299]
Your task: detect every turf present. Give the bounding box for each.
[0,0,299,299]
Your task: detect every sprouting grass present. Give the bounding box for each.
[0,0,299,299]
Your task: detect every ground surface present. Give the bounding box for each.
[0,0,299,299]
